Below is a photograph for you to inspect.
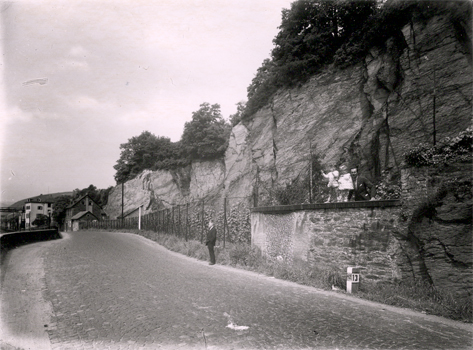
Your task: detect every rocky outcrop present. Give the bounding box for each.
[243,14,472,197]
[398,163,472,300]
[223,124,253,199]
[105,170,185,219]
[189,161,225,200]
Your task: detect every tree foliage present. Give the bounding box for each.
[181,103,231,160]
[113,103,231,182]
[32,214,50,227]
[229,101,247,127]
[72,185,113,207]
[114,132,186,183]
[52,195,73,226]
[273,0,377,82]
[243,0,471,119]
[243,0,376,118]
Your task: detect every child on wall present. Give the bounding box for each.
[337,165,353,202]
[321,164,339,203]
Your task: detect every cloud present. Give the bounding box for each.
[56,58,90,71]
[68,45,88,57]
[67,95,102,109]
[1,105,34,124]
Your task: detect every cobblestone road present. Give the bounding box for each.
[2,230,472,350]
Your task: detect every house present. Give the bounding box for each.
[65,194,105,231]
[24,196,53,229]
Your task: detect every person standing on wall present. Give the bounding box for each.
[348,167,376,201]
[337,165,353,202]
[321,164,339,203]
[206,220,217,265]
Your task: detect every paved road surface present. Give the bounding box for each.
[1,230,472,350]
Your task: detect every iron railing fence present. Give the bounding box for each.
[81,196,253,246]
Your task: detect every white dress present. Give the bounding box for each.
[323,171,339,187]
[338,173,354,190]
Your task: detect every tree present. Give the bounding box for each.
[229,101,247,126]
[52,195,73,227]
[32,214,50,227]
[243,0,376,117]
[113,131,180,183]
[271,0,376,86]
[247,59,275,100]
[181,103,231,160]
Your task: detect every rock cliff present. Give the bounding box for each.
[105,14,471,218]
[399,163,472,300]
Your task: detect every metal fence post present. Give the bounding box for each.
[178,204,181,237]
[223,197,227,248]
[167,208,170,234]
[186,202,189,242]
[201,199,204,244]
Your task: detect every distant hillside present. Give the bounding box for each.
[9,192,73,209]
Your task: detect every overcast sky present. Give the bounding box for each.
[0,0,294,203]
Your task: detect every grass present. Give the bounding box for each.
[106,228,472,323]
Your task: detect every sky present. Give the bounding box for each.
[0,0,294,204]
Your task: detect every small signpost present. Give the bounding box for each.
[138,205,142,230]
[346,267,360,293]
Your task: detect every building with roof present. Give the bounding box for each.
[65,194,105,231]
[24,197,53,229]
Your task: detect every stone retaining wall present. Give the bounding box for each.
[251,201,401,283]
[0,228,61,265]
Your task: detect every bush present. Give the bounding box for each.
[375,169,401,199]
[359,279,472,323]
[228,243,252,266]
[261,152,330,206]
[404,127,473,167]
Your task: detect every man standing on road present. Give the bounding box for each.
[206,220,217,265]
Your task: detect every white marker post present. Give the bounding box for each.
[346,267,360,293]
[138,206,142,230]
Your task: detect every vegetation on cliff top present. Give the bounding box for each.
[241,0,472,121]
[113,103,231,183]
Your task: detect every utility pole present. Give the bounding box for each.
[223,197,227,248]
[424,56,437,146]
[309,141,313,204]
[201,199,204,244]
[433,68,437,146]
[121,182,124,227]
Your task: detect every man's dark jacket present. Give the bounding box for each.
[348,175,376,201]
[206,226,217,246]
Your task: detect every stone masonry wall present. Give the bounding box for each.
[251,202,402,283]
